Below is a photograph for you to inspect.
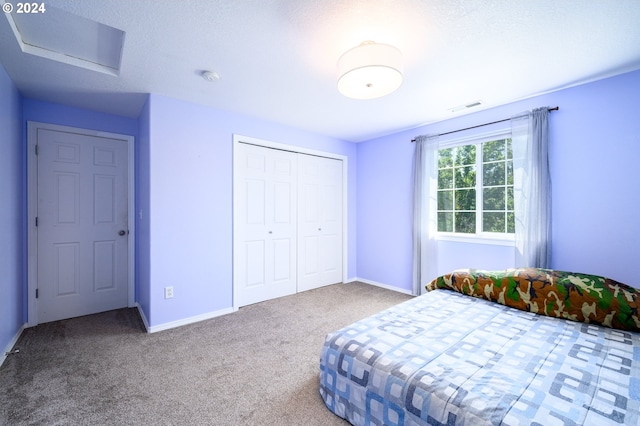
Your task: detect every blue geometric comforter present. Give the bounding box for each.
[319,289,640,425]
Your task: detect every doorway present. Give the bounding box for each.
[27,122,135,325]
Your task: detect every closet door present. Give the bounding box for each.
[234,143,297,307]
[297,154,343,292]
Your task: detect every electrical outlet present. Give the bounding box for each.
[164,286,174,299]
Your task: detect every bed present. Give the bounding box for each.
[319,268,640,425]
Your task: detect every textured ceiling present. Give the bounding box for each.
[1,0,640,142]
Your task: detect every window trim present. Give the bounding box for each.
[436,126,515,245]
[438,127,511,149]
[436,232,515,246]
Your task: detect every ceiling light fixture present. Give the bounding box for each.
[337,41,403,100]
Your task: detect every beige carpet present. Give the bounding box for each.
[0,282,412,425]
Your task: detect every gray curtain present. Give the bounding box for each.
[412,134,439,295]
[511,107,551,268]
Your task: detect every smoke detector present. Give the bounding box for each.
[201,70,220,82]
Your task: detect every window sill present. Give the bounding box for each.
[436,233,515,247]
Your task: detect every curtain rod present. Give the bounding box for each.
[411,106,559,142]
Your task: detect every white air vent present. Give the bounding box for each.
[448,100,483,113]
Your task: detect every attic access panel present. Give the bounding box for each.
[3,4,124,75]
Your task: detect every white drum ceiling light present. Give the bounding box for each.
[337,41,403,100]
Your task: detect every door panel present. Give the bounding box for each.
[37,128,128,323]
[302,236,319,275]
[94,174,116,223]
[55,172,79,223]
[244,240,265,287]
[272,238,292,282]
[274,182,292,223]
[54,243,79,296]
[94,241,116,291]
[245,179,265,224]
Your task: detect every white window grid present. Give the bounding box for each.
[435,128,515,242]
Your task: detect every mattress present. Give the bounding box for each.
[319,289,640,425]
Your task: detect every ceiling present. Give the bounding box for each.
[1,0,640,142]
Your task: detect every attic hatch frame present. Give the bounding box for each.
[2,3,125,76]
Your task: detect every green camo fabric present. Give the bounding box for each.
[426,268,640,332]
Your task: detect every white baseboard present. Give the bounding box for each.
[136,303,151,332]
[136,304,238,334]
[1,323,26,368]
[346,277,414,296]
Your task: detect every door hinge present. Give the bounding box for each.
[36,288,39,299]
[35,217,38,227]
[35,144,38,155]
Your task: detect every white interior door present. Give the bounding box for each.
[234,143,298,307]
[297,154,343,292]
[36,128,129,323]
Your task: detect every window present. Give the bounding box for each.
[437,137,514,236]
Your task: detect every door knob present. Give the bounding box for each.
[118,230,126,236]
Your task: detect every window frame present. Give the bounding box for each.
[435,127,515,246]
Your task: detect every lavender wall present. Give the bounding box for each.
[357,69,640,291]
[0,63,23,355]
[144,94,357,327]
[23,98,139,137]
[550,71,639,285]
[356,136,413,289]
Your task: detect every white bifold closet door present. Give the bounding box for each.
[234,143,298,307]
[297,154,343,292]
[234,142,343,308]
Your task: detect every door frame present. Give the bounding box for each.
[27,121,136,327]
[232,134,348,310]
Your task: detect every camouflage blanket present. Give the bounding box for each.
[426,268,640,331]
